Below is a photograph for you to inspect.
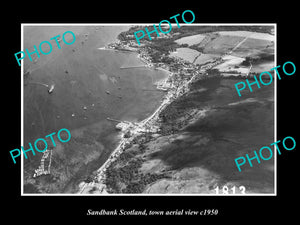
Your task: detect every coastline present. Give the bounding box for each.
[78,39,225,195]
[78,25,269,194]
[78,47,173,194]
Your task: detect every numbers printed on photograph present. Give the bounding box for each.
[214,185,246,194]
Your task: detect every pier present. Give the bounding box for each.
[107,117,123,123]
[142,89,168,92]
[107,117,131,124]
[120,65,147,69]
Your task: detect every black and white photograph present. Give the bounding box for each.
[21,24,275,195]
[3,4,298,223]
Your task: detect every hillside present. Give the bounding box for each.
[102,25,275,194]
[105,76,274,194]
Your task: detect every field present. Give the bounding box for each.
[167,29,275,75]
[218,31,274,41]
[251,61,275,73]
[175,34,206,46]
[170,47,200,63]
[204,31,274,74]
[170,29,275,71]
[214,55,249,74]
[232,37,274,58]
[169,48,218,65]
[203,35,245,55]
[193,53,218,65]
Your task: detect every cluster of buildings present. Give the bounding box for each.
[33,149,52,178]
[137,48,154,67]
[107,40,139,52]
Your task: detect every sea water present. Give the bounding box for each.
[23,25,169,193]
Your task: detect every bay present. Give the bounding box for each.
[23,25,168,193]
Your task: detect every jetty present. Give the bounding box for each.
[106,117,131,124]
[120,65,146,69]
[107,117,123,123]
[142,89,168,92]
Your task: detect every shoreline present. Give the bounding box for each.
[78,36,225,194]
[80,69,209,195]
[78,46,173,194]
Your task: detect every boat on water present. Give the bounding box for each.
[48,84,55,93]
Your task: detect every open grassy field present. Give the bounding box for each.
[170,48,218,65]
[203,35,245,55]
[105,76,275,194]
[251,61,275,73]
[175,34,206,46]
[170,47,200,63]
[171,29,274,72]
[218,31,274,41]
[231,37,274,58]
[193,53,218,65]
[214,55,249,74]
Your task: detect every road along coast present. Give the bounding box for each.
[78,32,236,194]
